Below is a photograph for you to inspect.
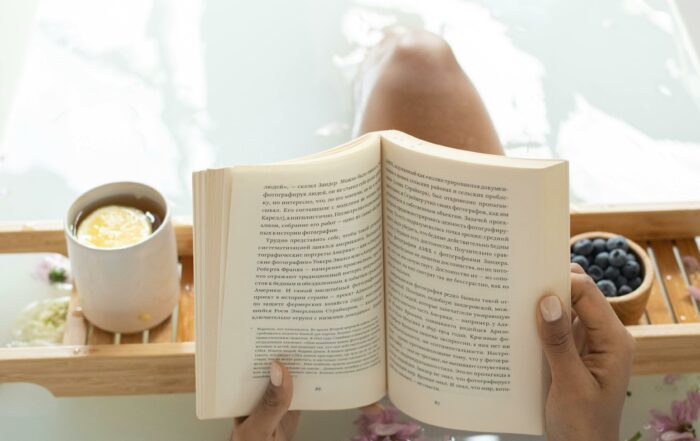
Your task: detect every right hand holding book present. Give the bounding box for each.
[537,264,635,441]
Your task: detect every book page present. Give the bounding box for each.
[215,134,386,417]
[381,132,569,435]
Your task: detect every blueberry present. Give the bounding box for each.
[604,266,620,280]
[609,249,628,267]
[594,252,610,269]
[626,252,637,263]
[614,276,628,289]
[597,279,617,297]
[606,235,629,252]
[622,260,640,278]
[618,285,633,295]
[592,238,607,254]
[629,277,642,290]
[571,254,589,271]
[588,265,604,281]
[573,239,594,256]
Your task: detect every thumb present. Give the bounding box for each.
[244,361,293,438]
[536,295,585,380]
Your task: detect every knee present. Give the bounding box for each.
[386,30,458,76]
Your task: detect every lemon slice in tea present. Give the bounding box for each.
[77,205,153,249]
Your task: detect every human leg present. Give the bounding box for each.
[355,29,503,156]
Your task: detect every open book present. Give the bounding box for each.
[193,131,570,435]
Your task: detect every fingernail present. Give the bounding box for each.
[540,296,562,322]
[270,361,283,387]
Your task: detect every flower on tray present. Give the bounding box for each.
[33,253,72,286]
[353,405,426,441]
[690,287,700,303]
[681,256,700,302]
[644,390,699,441]
[665,375,685,386]
[9,296,70,347]
[681,256,700,274]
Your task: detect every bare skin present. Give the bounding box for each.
[231,362,299,441]
[355,29,503,155]
[231,30,634,441]
[538,264,634,441]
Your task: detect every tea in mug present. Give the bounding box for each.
[72,194,163,249]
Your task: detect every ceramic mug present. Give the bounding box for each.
[64,182,180,333]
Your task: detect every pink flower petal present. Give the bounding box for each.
[32,253,72,285]
[395,421,422,437]
[689,286,700,302]
[370,422,404,436]
[671,400,693,424]
[664,374,683,385]
[649,410,677,432]
[660,431,695,441]
[681,255,700,273]
[355,405,426,441]
[687,390,700,409]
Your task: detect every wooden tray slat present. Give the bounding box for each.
[675,238,700,261]
[62,290,88,345]
[176,256,195,342]
[88,325,116,345]
[644,244,675,325]
[650,240,699,323]
[120,332,145,344]
[148,317,173,343]
[637,313,649,325]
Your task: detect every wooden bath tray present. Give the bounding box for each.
[1,204,700,397]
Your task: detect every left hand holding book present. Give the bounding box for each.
[232,361,300,441]
[231,361,385,441]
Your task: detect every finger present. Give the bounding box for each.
[572,316,587,356]
[571,308,578,323]
[536,295,586,380]
[570,263,586,274]
[570,273,623,335]
[241,361,294,439]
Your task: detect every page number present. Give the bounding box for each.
[315,386,322,391]
[434,400,440,406]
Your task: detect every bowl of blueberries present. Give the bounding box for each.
[570,232,653,325]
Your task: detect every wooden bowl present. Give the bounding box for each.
[570,231,654,325]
